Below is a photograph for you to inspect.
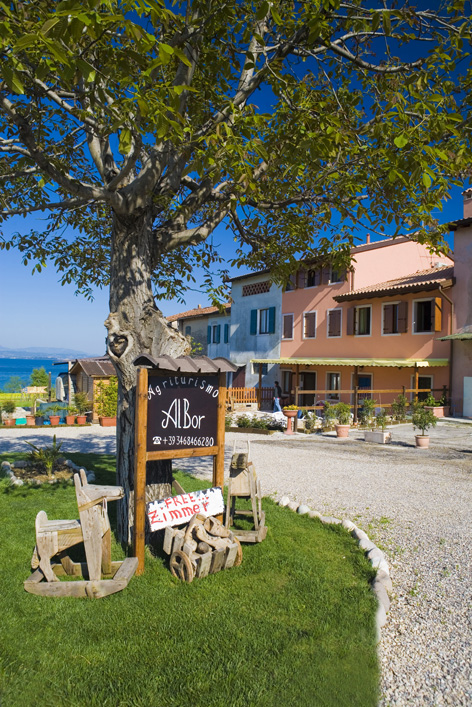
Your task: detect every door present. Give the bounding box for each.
[300,372,317,406]
[232,366,246,388]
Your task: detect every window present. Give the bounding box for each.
[327,372,340,400]
[282,313,294,339]
[185,325,191,336]
[306,268,321,287]
[413,375,433,402]
[327,309,342,338]
[253,363,268,375]
[347,305,371,336]
[383,302,408,335]
[329,267,344,284]
[282,370,292,394]
[250,307,276,335]
[353,373,373,402]
[303,311,317,339]
[212,324,221,343]
[413,298,442,333]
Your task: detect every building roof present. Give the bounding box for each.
[69,357,116,377]
[334,265,454,303]
[133,354,237,373]
[449,216,472,232]
[166,303,231,323]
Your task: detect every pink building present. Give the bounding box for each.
[273,238,454,408]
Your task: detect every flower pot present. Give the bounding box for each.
[34,416,44,426]
[364,429,391,444]
[48,415,60,426]
[26,415,36,426]
[335,424,350,438]
[424,406,447,418]
[99,416,116,427]
[65,415,76,425]
[415,435,430,448]
[76,415,87,425]
[283,409,298,435]
[3,419,15,427]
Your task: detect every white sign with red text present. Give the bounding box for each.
[147,487,224,531]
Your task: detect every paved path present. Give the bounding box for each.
[1,421,471,705]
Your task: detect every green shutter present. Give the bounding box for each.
[268,307,276,334]
[250,309,258,335]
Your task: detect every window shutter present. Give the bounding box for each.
[321,267,331,285]
[397,301,408,333]
[283,314,293,339]
[346,307,355,335]
[329,309,341,337]
[250,309,258,335]
[215,325,221,344]
[434,297,442,331]
[224,323,229,343]
[207,326,211,344]
[298,270,306,288]
[383,305,394,334]
[268,307,276,334]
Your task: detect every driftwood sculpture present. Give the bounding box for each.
[24,470,138,598]
[225,443,267,543]
[163,513,242,583]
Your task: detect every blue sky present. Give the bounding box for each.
[0,185,462,356]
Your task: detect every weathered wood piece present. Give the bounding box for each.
[225,446,267,543]
[24,471,137,598]
[162,512,242,582]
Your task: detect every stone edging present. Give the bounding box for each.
[1,459,96,486]
[277,495,391,643]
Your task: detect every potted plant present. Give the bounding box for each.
[74,392,90,424]
[334,402,351,438]
[322,401,336,431]
[95,377,118,426]
[423,393,449,418]
[282,404,298,435]
[391,393,409,422]
[2,400,16,427]
[65,406,78,425]
[26,409,36,426]
[358,398,376,428]
[47,404,65,426]
[364,409,391,444]
[412,402,438,448]
[34,409,44,426]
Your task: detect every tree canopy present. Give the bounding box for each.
[30,366,49,387]
[1,0,471,301]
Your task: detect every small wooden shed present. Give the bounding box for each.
[69,357,116,421]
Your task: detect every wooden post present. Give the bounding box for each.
[353,366,359,423]
[133,367,148,576]
[257,364,262,410]
[213,372,227,522]
[414,365,419,402]
[48,372,52,402]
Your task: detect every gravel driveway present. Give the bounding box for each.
[1,421,471,705]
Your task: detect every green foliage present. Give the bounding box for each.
[375,411,388,430]
[323,401,337,428]
[95,376,118,418]
[0,1,470,302]
[2,400,16,416]
[334,402,352,426]
[423,393,438,407]
[29,367,49,387]
[0,452,379,707]
[391,394,409,422]
[412,402,438,436]
[73,391,91,415]
[25,434,63,477]
[3,376,24,394]
[235,414,284,431]
[358,398,377,426]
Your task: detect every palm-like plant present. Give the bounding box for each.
[25,435,63,478]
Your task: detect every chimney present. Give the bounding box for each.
[197,304,201,309]
[366,233,371,244]
[463,188,472,219]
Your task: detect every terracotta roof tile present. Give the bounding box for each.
[334,265,454,302]
[166,303,231,322]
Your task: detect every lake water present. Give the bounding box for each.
[0,358,68,391]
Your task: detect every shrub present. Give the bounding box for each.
[412,402,438,436]
[391,393,408,422]
[95,377,118,417]
[2,400,16,417]
[74,391,91,415]
[334,402,351,425]
[25,435,64,478]
[358,398,376,426]
[375,410,388,430]
[236,415,252,428]
[322,401,336,428]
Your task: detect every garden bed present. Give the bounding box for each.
[228,426,277,435]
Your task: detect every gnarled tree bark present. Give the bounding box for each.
[105,208,190,543]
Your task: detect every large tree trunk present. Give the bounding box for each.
[105,208,190,544]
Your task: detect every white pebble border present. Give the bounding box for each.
[1,459,96,485]
[278,494,392,643]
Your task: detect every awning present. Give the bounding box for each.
[251,357,449,368]
[439,333,472,341]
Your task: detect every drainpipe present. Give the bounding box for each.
[439,285,454,409]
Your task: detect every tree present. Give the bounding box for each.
[1,0,471,541]
[30,366,49,388]
[3,376,25,393]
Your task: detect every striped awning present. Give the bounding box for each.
[251,357,449,368]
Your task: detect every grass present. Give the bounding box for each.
[0,452,379,707]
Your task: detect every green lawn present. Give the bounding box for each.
[0,452,378,707]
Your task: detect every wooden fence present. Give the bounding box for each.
[226,387,274,408]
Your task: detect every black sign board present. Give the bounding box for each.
[146,373,219,452]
